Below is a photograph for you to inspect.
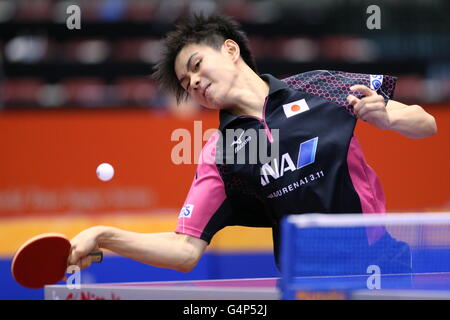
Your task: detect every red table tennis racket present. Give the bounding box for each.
[11,233,103,289]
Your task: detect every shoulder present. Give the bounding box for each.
[282,70,368,88]
[198,130,221,166]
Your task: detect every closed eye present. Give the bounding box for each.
[180,59,202,91]
[194,60,201,71]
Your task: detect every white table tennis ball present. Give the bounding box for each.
[96,163,114,181]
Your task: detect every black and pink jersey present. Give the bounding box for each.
[174,70,397,259]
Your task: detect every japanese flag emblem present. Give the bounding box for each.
[282,99,310,118]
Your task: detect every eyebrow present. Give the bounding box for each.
[178,52,198,85]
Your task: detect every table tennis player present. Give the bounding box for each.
[68,14,436,275]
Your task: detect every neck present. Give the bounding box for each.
[226,65,270,119]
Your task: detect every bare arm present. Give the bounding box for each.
[347,85,437,138]
[384,100,437,138]
[68,226,208,273]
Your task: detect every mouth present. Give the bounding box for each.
[203,83,211,99]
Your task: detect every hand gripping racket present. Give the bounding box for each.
[11,233,103,289]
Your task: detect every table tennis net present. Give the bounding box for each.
[280,213,450,278]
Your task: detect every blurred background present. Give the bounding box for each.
[0,0,449,299]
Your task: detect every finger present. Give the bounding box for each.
[350,85,377,97]
[358,102,384,119]
[68,247,85,267]
[80,256,92,270]
[346,94,360,106]
[358,107,371,120]
[68,250,77,266]
[352,99,364,117]
[359,95,384,104]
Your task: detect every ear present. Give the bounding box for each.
[222,39,240,62]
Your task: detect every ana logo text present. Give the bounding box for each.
[261,137,318,186]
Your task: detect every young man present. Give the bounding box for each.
[68,15,436,274]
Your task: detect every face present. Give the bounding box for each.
[174,41,240,110]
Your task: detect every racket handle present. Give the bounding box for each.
[88,250,103,263]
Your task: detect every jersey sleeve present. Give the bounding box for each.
[283,70,397,116]
[174,131,232,244]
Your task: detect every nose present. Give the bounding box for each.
[190,75,201,91]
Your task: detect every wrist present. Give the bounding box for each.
[378,112,392,130]
[92,225,115,248]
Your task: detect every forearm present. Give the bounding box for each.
[95,227,203,272]
[387,104,437,138]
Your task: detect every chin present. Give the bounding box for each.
[201,98,222,110]
[202,103,221,111]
